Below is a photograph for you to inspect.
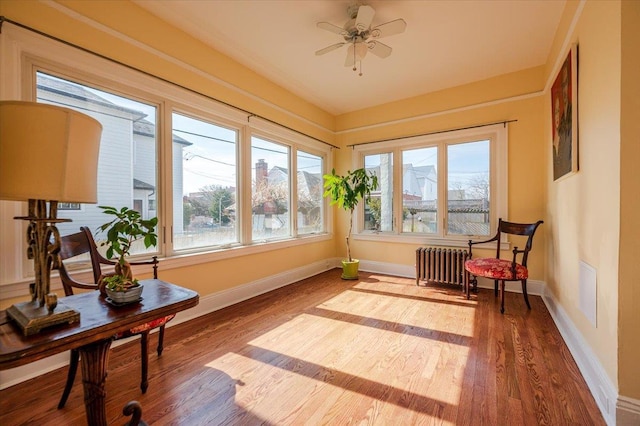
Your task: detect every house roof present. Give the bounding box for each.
[133,178,155,191]
[38,73,190,145]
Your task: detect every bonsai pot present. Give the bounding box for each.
[341,259,360,280]
[105,283,143,304]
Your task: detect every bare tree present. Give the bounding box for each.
[465,173,490,202]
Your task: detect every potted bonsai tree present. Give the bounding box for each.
[323,168,378,279]
[98,205,158,303]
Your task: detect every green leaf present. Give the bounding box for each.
[98,205,158,261]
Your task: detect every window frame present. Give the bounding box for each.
[0,24,332,289]
[352,124,508,248]
[249,133,294,243]
[169,107,243,253]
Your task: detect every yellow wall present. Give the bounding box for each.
[545,0,622,393]
[334,73,547,279]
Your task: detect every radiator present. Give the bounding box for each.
[415,247,469,287]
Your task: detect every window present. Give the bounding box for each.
[354,124,506,244]
[364,153,393,232]
[251,136,291,241]
[297,150,324,235]
[37,72,159,257]
[402,147,437,233]
[447,140,490,236]
[0,26,331,286]
[172,112,239,251]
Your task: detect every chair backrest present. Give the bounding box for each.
[494,218,544,266]
[56,226,158,296]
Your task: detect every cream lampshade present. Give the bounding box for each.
[0,100,102,335]
[0,101,102,202]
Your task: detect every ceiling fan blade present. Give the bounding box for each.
[367,41,392,58]
[355,5,375,33]
[315,43,346,56]
[317,22,347,36]
[370,19,407,39]
[344,44,355,67]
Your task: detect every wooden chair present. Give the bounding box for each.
[55,226,174,409]
[464,218,543,314]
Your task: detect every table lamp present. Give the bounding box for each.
[0,101,102,336]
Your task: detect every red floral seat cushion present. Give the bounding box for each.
[465,258,528,280]
[115,314,175,339]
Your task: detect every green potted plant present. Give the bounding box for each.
[323,168,378,279]
[97,206,158,303]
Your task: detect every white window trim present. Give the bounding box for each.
[0,23,332,288]
[351,123,508,247]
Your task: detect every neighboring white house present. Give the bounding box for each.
[404,164,437,200]
[36,73,189,237]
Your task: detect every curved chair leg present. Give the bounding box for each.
[467,276,478,299]
[500,280,506,314]
[140,331,149,393]
[494,280,499,297]
[522,279,531,309]
[58,348,80,409]
[157,325,166,356]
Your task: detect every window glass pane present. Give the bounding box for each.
[252,137,290,240]
[297,150,323,235]
[402,147,438,233]
[364,153,393,232]
[447,140,490,235]
[37,72,159,257]
[173,113,238,250]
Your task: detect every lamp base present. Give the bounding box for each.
[6,300,80,336]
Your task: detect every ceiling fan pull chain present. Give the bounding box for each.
[353,42,357,72]
[359,61,363,77]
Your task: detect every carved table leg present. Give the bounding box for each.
[78,338,113,426]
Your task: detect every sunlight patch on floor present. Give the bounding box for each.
[225,348,465,425]
[197,278,478,423]
[315,288,476,337]
[219,311,470,405]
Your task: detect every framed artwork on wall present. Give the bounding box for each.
[551,44,578,181]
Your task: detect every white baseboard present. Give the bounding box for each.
[0,352,70,390]
[170,258,334,325]
[542,289,619,425]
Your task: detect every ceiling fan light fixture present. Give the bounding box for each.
[316,3,407,76]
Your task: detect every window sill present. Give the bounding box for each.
[352,232,509,251]
[159,232,332,272]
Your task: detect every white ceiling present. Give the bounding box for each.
[133,0,565,115]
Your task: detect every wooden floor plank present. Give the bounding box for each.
[0,270,605,425]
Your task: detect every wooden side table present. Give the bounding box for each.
[0,279,199,425]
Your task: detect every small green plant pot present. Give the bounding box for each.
[341,259,360,280]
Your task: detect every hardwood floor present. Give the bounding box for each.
[0,270,605,425]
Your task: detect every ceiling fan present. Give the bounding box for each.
[315,3,407,76]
